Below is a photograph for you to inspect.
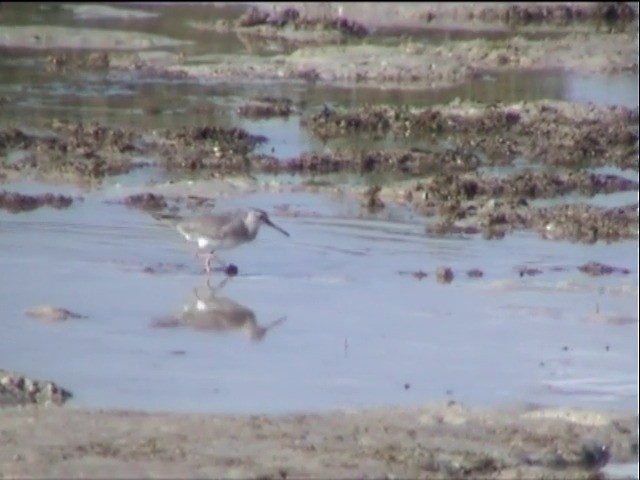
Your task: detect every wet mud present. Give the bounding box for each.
[0,122,268,180]
[238,96,294,119]
[2,100,636,184]
[114,193,216,214]
[412,170,636,204]
[123,192,168,212]
[152,126,266,173]
[273,2,637,28]
[234,6,368,38]
[46,51,111,72]
[465,2,637,26]
[0,190,74,213]
[304,101,639,169]
[167,33,637,87]
[534,204,639,243]
[2,101,637,241]
[162,2,637,87]
[411,170,639,242]
[0,123,140,180]
[276,99,639,243]
[264,148,483,175]
[193,5,369,53]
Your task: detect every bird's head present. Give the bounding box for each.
[245,209,290,237]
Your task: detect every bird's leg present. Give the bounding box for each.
[195,249,226,275]
[193,248,207,271]
[203,250,226,274]
[205,252,214,274]
[190,248,209,274]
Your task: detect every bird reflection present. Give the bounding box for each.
[155,277,286,342]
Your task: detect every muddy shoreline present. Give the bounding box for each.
[0,400,637,479]
[1,365,637,477]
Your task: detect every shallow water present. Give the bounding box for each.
[1,3,638,135]
[0,188,637,413]
[0,3,638,414]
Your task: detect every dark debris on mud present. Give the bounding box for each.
[124,193,168,212]
[425,199,638,244]
[361,185,385,213]
[0,190,74,213]
[399,267,461,283]
[236,6,368,38]
[417,171,638,205]
[238,96,294,119]
[159,126,266,172]
[0,122,269,179]
[165,126,266,152]
[0,122,139,179]
[304,101,639,170]
[535,203,639,243]
[114,193,215,214]
[2,100,635,181]
[47,52,110,72]
[578,261,631,276]
[518,266,544,277]
[467,268,484,278]
[405,168,639,243]
[257,148,483,176]
[2,98,637,245]
[471,2,638,26]
[400,262,631,281]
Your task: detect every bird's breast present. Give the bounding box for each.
[197,237,211,249]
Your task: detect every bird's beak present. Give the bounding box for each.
[264,218,290,237]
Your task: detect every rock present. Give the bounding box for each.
[24,305,87,322]
[0,370,72,407]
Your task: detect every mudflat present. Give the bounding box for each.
[0,403,636,479]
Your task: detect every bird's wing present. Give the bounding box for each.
[218,216,249,241]
[178,212,239,240]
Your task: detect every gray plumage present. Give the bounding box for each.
[154,208,289,272]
